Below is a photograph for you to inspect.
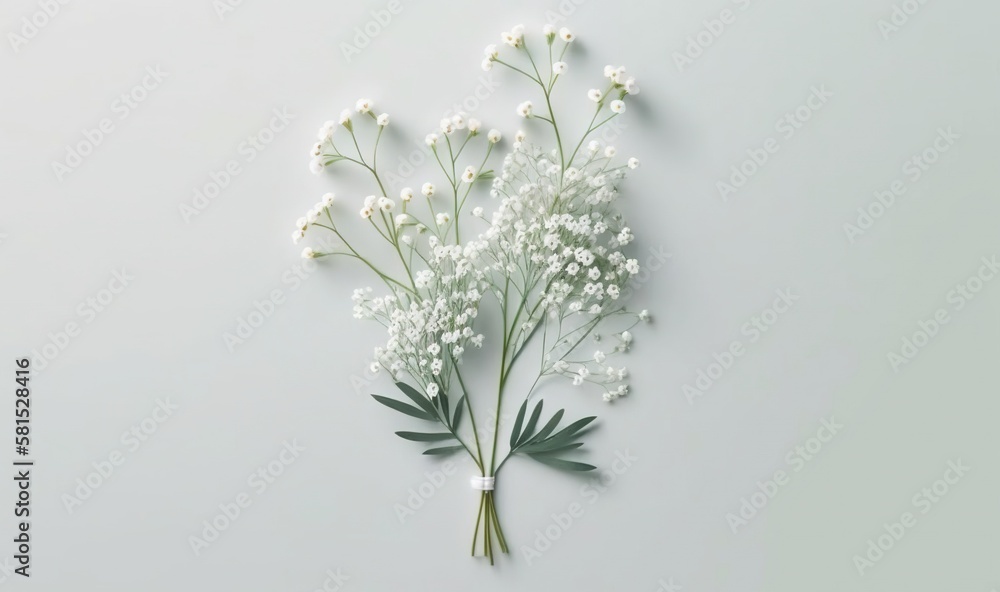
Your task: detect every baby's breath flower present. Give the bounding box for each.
[400,187,413,202]
[543,24,556,38]
[322,192,335,206]
[516,101,533,118]
[425,133,439,147]
[639,309,650,322]
[559,27,575,42]
[301,247,317,259]
[588,89,603,102]
[291,229,304,244]
[296,217,308,231]
[514,130,526,143]
[482,59,493,71]
[468,118,481,133]
[628,157,640,169]
[451,112,467,129]
[484,44,498,58]
[355,98,373,113]
[377,113,390,126]
[610,100,626,114]
[377,197,395,211]
[309,158,324,175]
[440,118,455,135]
[488,129,502,143]
[426,383,439,398]
[421,182,435,197]
[552,61,567,75]
[604,146,617,158]
[435,212,450,225]
[472,206,484,217]
[462,166,476,183]
[624,77,640,95]
[360,206,373,219]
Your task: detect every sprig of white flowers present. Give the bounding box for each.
[291,23,649,564]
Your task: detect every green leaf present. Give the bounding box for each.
[395,431,455,442]
[509,400,528,448]
[423,445,465,456]
[528,455,596,471]
[547,416,596,444]
[522,440,584,454]
[371,395,435,421]
[515,400,544,448]
[395,382,439,418]
[526,409,564,445]
[452,394,466,429]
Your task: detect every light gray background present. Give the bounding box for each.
[1,0,999,590]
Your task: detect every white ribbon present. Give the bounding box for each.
[470,476,495,491]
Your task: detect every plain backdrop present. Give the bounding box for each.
[1,0,999,590]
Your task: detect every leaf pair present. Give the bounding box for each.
[372,382,466,456]
[508,399,596,471]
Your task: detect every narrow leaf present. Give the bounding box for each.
[423,445,465,456]
[526,409,564,445]
[515,400,544,448]
[395,382,438,417]
[371,395,435,421]
[528,455,596,471]
[452,394,466,429]
[546,416,596,443]
[522,441,584,454]
[509,400,528,449]
[395,431,455,442]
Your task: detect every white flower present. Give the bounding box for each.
[451,113,466,129]
[559,27,575,42]
[301,247,317,259]
[603,64,615,78]
[317,121,335,141]
[296,217,308,231]
[515,130,526,142]
[610,100,626,114]
[588,89,603,102]
[377,113,390,126]
[364,195,377,208]
[553,61,568,75]
[440,118,455,135]
[502,28,522,48]
[394,214,410,227]
[369,362,380,375]
[605,146,617,157]
[624,77,640,95]
[621,330,633,344]
[309,158,324,175]
[421,183,435,197]
[482,59,493,71]
[512,24,524,36]
[468,118,481,133]
[339,109,352,125]
[377,197,395,211]
[435,212,450,225]
[310,143,322,157]
[488,129,502,143]
[360,206,373,219]
[425,133,438,147]
[594,350,606,363]
[517,101,533,118]
[291,230,304,244]
[472,206,484,217]
[587,140,601,154]
[462,166,476,183]
[484,44,498,58]
[400,187,414,202]
[306,209,319,223]
[355,98,373,113]
[628,157,640,169]
[639,309,651,322]
[543,24,556,37]
[426,383,439,398]
[322,192,335,206]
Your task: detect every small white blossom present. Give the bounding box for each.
[517,101,533,118]
[322,192,335,206]
[422,182,435,197]
[468,118,481,133]
[400,187,413,202]
[588,89,603,102]
[472,206,484,217]
[628,157,640,169]
[559,27,575,42]
[488,129,502,143]
[377,113,390,126]
[610,100,626,114]
[462,166,476,183]
[426,133,439,147]
[625,77,640,95]
[377,197,395,211]
[553,61,567,75]
[360,206,373,219]
[355,98,373,113]
[605,146,617,157]
[426,383,439,398]
[301,247,317,259]
[435,212,450,225]
[309,158,324,175]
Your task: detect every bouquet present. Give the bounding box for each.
[291,23,649,563]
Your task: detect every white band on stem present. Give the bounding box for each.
[470,476,495,491]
